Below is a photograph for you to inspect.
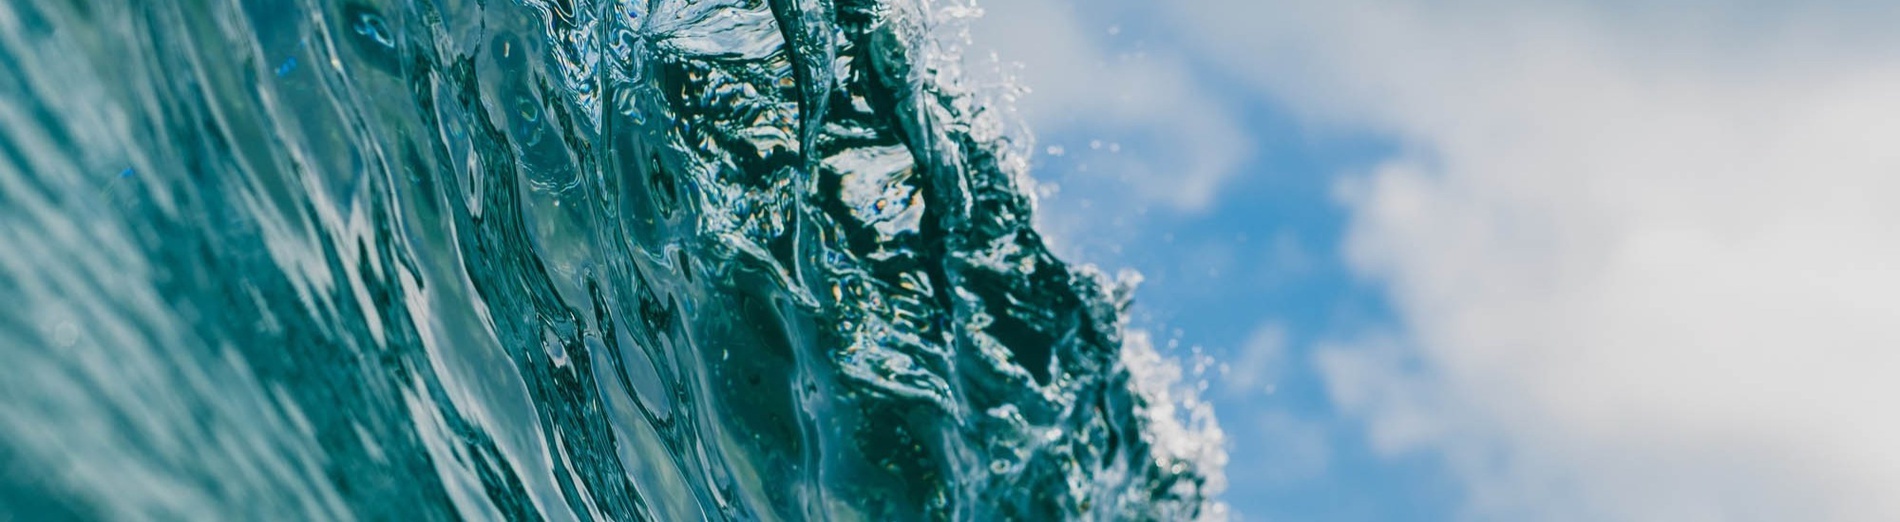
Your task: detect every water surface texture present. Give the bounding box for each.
[0,0,1225,519]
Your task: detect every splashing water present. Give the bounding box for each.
[0,0,1225,519]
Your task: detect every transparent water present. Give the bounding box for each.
[0,0,1224,519]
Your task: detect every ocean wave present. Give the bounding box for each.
[0,0,1224,519]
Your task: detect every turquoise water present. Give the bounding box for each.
[0,0,1224,519]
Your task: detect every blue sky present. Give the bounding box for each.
[1030,94,1430,520]
[968,1,1900,520]
[969,5,1459,518]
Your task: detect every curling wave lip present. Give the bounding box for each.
[0,0,1226,519]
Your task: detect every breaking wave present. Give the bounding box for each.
[0,0,1225,519]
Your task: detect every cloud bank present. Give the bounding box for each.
[1164,1,1900,520]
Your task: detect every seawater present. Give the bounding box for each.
[0,0,1225,519]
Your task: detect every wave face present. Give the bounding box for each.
[0,0,1225,519]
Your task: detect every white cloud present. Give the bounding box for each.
[1166,1,1900,520]
[965,0,1249,213]
[1223,322,1289,396]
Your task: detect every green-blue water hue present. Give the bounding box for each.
[0,0,1225,519]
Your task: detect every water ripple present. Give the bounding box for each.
[0,0,1226,519]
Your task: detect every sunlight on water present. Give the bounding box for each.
[0,0,1224,519]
